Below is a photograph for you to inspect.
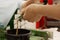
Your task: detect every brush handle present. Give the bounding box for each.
[16,19,19,35]
[16,14,24,35]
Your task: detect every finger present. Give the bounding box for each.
[20,8,26,15]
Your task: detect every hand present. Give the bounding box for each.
[21,4,43,22]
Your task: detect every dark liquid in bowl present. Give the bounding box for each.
[5,29,30,40]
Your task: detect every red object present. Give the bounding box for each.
[39,16,45,27]
[36,22,40,29]
[36,16,46,29]
[48,0,53,5]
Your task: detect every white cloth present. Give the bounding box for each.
[0,0,25,27]
[53,31,60,40]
